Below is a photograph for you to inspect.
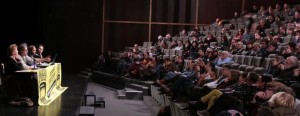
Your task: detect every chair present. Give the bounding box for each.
[231,55,245,69]
[254,58,273,74]
[199,26,204,31]
[182,37,189,43]
[175,50,183,56]
[239,56,253,71]
[224,24,231,29]
[203,31,209,36]
[231,30,238,37]
[215,66,221,79]
[245,57,263,72]
[216,26,223,31]
[147,42,153,47]
[163,49,170,60]
[172,37,178,41]
[169,49,176,60]
[163,49,170,55]
[210,26,216,31]
[143,42,148,48]
[216,37,221,45]
[285,16,294,22]
[279,36,291,46]
[216,31,221,37]
[210,42,218,47]
[0,63,6,99]
[236,18,244,24]
[209,31,216,36]
[237,24,245,29]
[273,11,281,17]
[230,20,236,25]
[204,25,210,31]
[268,54,277,58]
[264,29,272,35]
[231,55,239,63]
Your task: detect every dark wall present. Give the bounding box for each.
[106,0,149,21]
[198,0,242,24]
[104,23,149,52]
[1,0,44,61]
[1,0,102,73]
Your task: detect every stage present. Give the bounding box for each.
[0,73,87,116]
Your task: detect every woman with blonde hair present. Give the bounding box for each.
[5,44,34,106]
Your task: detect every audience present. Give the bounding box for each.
[92,3,300,116]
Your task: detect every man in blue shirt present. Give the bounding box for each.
[215,51,232,66]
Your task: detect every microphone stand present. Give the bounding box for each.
[32,56,36,69]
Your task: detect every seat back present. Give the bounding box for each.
[0,63,5,86]
[215,66,221,79]
[175,50,183,56]
[231,55,239,63]
[244,56,253,65]
[237,55,245,65]
[261,58,274,70]
[251,57,263,67]
[283,36,292,43]
[169,49,176,55]
[147,42,153,47]
[163,49,170,55]
[268,54,277,58]
[143,42,148,48]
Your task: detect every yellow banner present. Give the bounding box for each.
[37,63,68,106]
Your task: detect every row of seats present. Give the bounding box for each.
[151,85,189,116]
[229,55,273,74]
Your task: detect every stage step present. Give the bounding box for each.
[116,88,143,100]
[126,83,149,96]
[121,77,154,87]
[85,68,92,72]
[79,106,95,116]
[80,71,92,77]
[92,71,125,89]
[77,74,89,78]
[116,90,126,99]
[125,88,143,100]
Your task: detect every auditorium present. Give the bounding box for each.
[1,0,300,116]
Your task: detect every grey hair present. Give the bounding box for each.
[287,56,298,67]
[222,51,231,57]
[18,43,28,51]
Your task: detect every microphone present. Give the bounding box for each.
[31,55,36,69]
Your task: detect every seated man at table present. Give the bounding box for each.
[5,44,34,106]
[19,43,51,67]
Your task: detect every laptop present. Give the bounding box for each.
[36,53,58,68]
[50,53,58,65]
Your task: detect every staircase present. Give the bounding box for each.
[77,68,92,78]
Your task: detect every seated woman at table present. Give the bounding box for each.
[5,44,34,106]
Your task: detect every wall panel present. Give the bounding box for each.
[104,23,149,52]
[198,0,242,24]
[105,0,149,21]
